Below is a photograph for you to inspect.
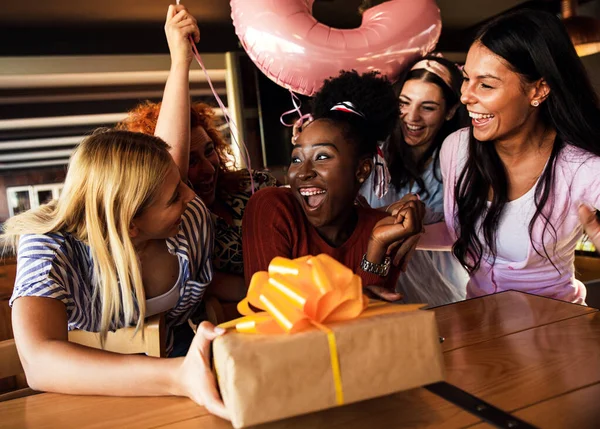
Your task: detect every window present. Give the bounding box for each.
[576,237,597,254]
[7,183,63,217]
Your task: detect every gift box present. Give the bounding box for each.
[213,255,445,428]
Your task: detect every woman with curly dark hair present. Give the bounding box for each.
[243,70,425,301]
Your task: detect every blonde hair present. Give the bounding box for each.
[3,129,173,343]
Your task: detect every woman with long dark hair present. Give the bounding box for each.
[360,55,469,306]
[420,9,600,304]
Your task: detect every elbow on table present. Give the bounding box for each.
[17,341,66,393]
[21,360,52,392]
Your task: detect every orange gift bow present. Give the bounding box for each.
[219,254,424,334]
[217,254,425,406]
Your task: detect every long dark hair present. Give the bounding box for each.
[453,9,600,273]
[388,56,466,198]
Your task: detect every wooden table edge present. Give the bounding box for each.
[431,290,598,353]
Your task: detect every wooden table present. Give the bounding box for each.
[1,291,598,429]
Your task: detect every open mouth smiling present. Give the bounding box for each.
[405,123,425,132]
[298,187,327,210]
[469,111,495,126]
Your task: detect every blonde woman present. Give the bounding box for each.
[6,130,226,418]
[5,5,229,420]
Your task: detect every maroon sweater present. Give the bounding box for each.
[242,187,400,289]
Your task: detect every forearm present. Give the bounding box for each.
[417,221,454,251]
[366,236,387,265]
[22,339,183,397]
[155,62,191,179]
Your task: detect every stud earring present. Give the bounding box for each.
[359,178,365,183]
[531,100,540,107]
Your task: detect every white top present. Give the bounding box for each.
[488,185,537,263]
[145,272,182,317]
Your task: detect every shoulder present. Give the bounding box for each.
[176,196,213,248]
[558,144,600,172]
[440,127,470,178]
[182,196,212,226]
[219,169,278,195]
[244,187,302,226]
[556,144,600,194]
[247,187,295,209]
[251,169,278,191]
[440,128,469,160]
[12,233,83,307]
[17,232,74,262]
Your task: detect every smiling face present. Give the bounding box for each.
[461,42,539,142]
[399,79,448,150]
[131,161,196,242]
[288,119,369,229]
[188,126,220,207]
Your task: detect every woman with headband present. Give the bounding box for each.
[243,71,425,301]
[360,55,469,307]
[420,10,600,304]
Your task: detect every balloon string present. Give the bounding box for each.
[280,90,313,145]
[190,42,254,193]
[177,0,255,193]
[280,90,304,127]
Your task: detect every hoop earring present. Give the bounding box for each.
[531,100,540,107]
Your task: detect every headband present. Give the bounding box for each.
[411,59,454,89]
[329,101,366,119]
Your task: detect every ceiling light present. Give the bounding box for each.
[561,0,600,57]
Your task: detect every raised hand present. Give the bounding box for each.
[383,193,422,216]
[165,4,200,68]
[369,198,425,260]
[157,3,200,181]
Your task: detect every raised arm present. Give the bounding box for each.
[417,221,454,251]
[155,4,200,181]
[11,296,228,419]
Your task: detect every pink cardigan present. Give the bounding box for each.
[419,128,600,304]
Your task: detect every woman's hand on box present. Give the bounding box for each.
[178,322,230,420]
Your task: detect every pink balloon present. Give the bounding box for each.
[230,0,442,96]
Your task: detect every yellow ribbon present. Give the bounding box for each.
[218,254,424,405]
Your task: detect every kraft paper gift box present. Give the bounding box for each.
[212,254,445,428]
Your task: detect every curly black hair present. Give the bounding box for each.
[312,70,399,158]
